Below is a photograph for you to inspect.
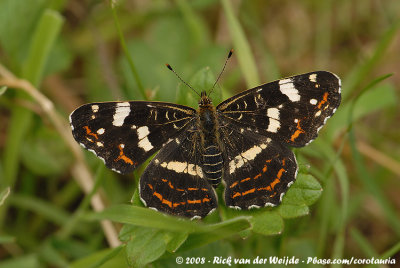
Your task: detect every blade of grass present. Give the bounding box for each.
[7,194,70,225]
[350,228,377,258]
[347,75,400,236]
[109,1,146,100]
[175,0,210,47]
[58,164,106,238]
[221,0,260,87]
[0,9,63,228]
[342,19,400,100]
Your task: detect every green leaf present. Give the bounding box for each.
[0,0,47,66]
[166,232,189,253]
[124,226,168,268]
[250,211,284,236]
[278,173,323,219]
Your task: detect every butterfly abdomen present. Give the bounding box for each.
[198,96,223,187]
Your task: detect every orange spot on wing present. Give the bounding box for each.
[187,187,199,191]
[162,199,172,208]
[176,188,185,192]
[232,192,241,198]
[173,202,186,208]
[230,181,238,188]
[242,188,255,196]
[187,199,201,204]
[115,144,135,165]
[317,92,329,109]
[147,184,153,190]
[240,177,251,183]
[161,179,167,182]
[201,188,208,192]
[290,120,305,142]
[277,168,285,179]
[83,126,98,140]
[202,197,211,203]
[153,191,162,201]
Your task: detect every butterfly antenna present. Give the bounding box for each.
[166,64,200,97]
[209,49,233,96]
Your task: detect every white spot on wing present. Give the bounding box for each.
[279,78,300,102]
[315,110,322,117]
[138,137,154,152]
[91,105,99,113]
[229,139,270,174]
[267,118,280,133]
[97,128,105,135]
[137,126,150,139]
[309,73,317,83]
[160,161,203,178]
[310,99,318,105]
[113,102,130,127]
[267,108,280,119]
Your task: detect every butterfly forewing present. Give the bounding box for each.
[70,101,195,174]
[217,71,341,147]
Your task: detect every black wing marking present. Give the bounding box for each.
[69,101,195,174]
[219,126,297,209]
[139,124,218,219]
[217,71,341,147]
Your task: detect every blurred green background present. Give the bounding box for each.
[0,0,399,267]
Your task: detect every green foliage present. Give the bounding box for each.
[1,1,400,267]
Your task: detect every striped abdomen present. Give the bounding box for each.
[202,145,223,187]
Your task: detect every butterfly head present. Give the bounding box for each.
[199,91,212,107]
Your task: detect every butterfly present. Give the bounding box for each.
[70,58,341,220]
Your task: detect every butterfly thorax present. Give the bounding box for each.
[198,91,223,187]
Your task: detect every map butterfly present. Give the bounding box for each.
[70,52,341,219]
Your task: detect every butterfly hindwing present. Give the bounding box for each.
[217,71,341,147]
[139,124,218,219]
[70,101,195,174]
[219,126,297,209]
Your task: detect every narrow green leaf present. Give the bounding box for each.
[110,3,146,100]
[85,204,204,233]
[343,19,400,99]
[221,0,259,87]
[1,9,63,226]
[8,194,70,225]
[22,9,64,85]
